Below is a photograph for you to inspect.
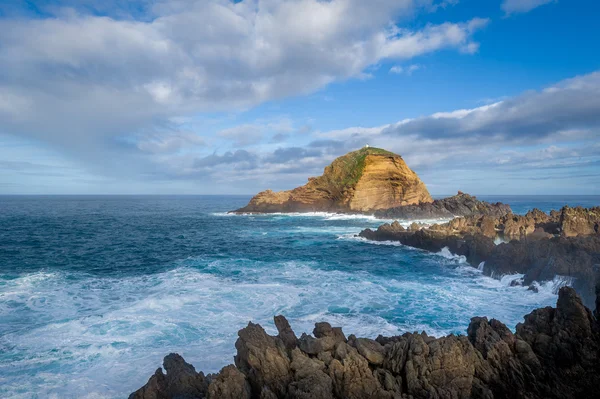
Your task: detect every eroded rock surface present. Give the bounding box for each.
[233,147,432,214]
[131,288,600,399]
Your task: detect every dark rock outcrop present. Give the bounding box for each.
[131,288,600,399]
[360,206,600,309]
[373,192,512,220]
[129,353,209,399]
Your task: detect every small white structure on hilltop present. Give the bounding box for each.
[365,144,369,148]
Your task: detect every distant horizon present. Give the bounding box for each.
[2,193,599,197]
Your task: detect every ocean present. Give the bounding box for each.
[1,195,599,398]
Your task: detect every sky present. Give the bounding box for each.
[0,0,599,195]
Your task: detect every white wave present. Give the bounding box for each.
[477,261,485,271]
[337,234,404,246]
[211,211,386,221]
[292,226,363,235]
[436,247,467,264]
[531,275,574,295]
[394,217,454,228]
[0,258,564,399]
[494,236,509,245]
[499,273,525,286]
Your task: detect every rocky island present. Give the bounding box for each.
[233,147,433,213]
[130,287,600,399]
[232,147,511,219]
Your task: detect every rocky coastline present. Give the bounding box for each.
[360,206,600,309]
[130,287,600,399]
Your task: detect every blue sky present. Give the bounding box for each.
[0,0,599,195]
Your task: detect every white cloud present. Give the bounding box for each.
[389,64,421,75]
[501,0,555,15]
[0,0,489,159]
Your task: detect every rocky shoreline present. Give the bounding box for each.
[373,192,512,220]
[130,287,600,399]
[360,206,600,309]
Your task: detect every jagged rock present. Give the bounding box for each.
[129,354,209,399]
[298,322,346,355]
[354,338,385,366]
[207,365,251,399]
[374,191,512,220]
[129,368,167,399]
[328,342,387,398]
[408,222,421,232]
[560,206,600,237]
[274,315,297,351]
[132,288,600,399]
[234,322,292,397]
[233,147,432,213]
[479,216,497,238]
[527,285,539,293]
[287,348,334,399]
[403,334,477,399]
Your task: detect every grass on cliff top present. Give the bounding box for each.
[321,147,400,198]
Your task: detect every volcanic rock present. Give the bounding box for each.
[374,191,512,220]
[131,288,600,399]
[559,206,600,237]
[128,353,209,399]
[233,147,432,213]
[359,207,600,309]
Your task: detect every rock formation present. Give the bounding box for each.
[233,147,433,214]
[374,191,512,220]
[130,287,600,399]
[359,206,600,309]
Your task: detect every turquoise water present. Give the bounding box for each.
[1,195,598,398]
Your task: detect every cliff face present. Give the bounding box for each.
[130,287,600,399]
[233,147,433,214]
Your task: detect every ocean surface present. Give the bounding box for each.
[1,195,599,399]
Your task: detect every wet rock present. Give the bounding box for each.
[509,278,523,287]
[375,192,512,220]
[274,315,297,351]
[527,285,539,293]
[129,353,209,399]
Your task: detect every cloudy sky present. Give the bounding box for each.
[0,0,598,195]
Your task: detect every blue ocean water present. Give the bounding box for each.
[0,195,598,399]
